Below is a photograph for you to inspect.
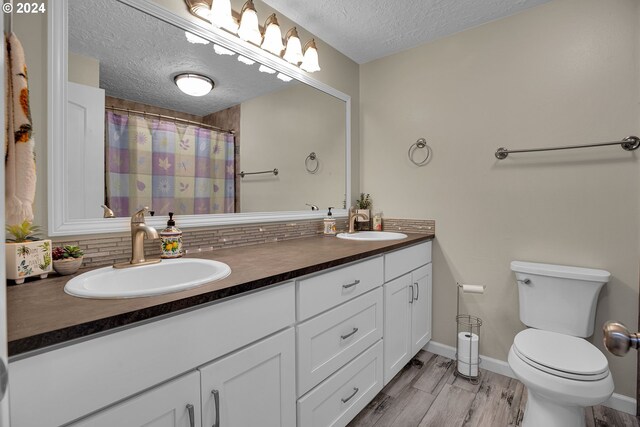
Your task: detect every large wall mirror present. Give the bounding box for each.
[48,0,350,236]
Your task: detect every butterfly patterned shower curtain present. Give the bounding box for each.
[105,111,235,217]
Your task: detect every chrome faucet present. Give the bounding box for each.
[348,206,368,234]
[114,207,160,269]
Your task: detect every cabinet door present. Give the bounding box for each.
[200,328,296,427]
[411,263,432,355]
[383,273,413,384]
[70,371,201,427]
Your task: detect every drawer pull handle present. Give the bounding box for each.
[410,284,414,303]
[341,387,359,403]
[211,389,220,427]
[186,404,195,427]
[414,282,419,301]
[341,327,359,340]
[343,280,360,289]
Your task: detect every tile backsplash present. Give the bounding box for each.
[52,217,434,268]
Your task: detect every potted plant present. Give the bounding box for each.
[355,193,372,231]
[52,245,84,276]
[6,220,52,284]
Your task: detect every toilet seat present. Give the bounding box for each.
[513,329,609,381]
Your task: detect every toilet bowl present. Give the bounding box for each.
[508,261,613,427]
[508,329,613,427]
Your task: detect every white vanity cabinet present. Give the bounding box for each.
[199,328,296,427]
[69,372,201,427]
[383,242,433,384]
[9,282,295,426]
[295,257,385,427]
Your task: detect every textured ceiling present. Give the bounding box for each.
[263,0,553,64]
[68,0,292,117]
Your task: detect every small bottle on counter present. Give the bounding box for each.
[160,212,183,258]
[323,207,337,235]
[373,211,383,231]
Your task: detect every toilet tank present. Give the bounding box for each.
[511,261,610,337]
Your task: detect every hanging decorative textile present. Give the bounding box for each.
[106,112,235,216]
[4,32,37,225]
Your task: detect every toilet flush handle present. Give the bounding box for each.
[517,278,531,285]
[603,321,640,356]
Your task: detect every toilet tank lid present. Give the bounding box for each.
[510,261,610,282]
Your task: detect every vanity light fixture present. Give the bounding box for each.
[237,0,262,46]
[237,55,255,65]
[183,0,321,73]
[261,14,284,55]
[300,39,321,73]
[174,73,214,97]
[210,0,238,33]
[283,27,303,64]
[185,31,210,45]
[258,64,276,74]
[213,43,235,56]
[276,73,292,82]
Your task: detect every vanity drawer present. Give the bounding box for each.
[297,256,383,321]
[384,241,432,282]
[297,288,383,396]
[297,340,383,427]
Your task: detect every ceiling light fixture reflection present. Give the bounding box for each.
[237,55,255,65]
[210,0,238,33]
[300,39,321,73]
[276,73,292,82]
[258,64,276,74]
[283,27,303,64]
[213,44,235,56]
[261,14,284,55]
[238,0,262,45]
[174,73,214,97]
[185,31,210,45]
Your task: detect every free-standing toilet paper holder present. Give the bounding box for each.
[455,283,485,384]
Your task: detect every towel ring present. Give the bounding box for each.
[408,138,432,166]
[305,152,320,173]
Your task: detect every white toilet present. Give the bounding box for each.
[508,261,614,427]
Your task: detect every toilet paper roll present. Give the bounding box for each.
[457,332,479,377]
[460,284,485,294]
[457,360,479,377]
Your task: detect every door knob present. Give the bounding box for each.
[602,321,640,356]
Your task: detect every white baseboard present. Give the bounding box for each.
[423,340,637,416]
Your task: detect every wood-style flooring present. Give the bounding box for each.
[348,351,638,427]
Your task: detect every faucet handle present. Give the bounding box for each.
[132,207,151,222]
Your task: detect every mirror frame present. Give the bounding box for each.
[48,0,351,236]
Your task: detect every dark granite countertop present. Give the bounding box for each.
[8,233,434,357]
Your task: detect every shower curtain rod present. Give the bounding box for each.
[106,105,234,134]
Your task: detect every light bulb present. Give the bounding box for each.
[283,27,303,64]
[238,0,262,45]
[261,14,284,55]
[210,0,238,33]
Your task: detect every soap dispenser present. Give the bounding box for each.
[323,207,336,235]
[160,212,183,258]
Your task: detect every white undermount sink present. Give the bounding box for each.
[336,231,408,241]
[64,258,231,299]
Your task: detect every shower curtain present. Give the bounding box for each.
[106,111,235,217]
